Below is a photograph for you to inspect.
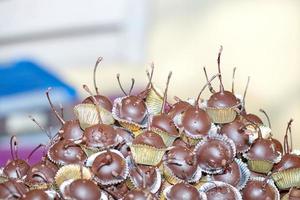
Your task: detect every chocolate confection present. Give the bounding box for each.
[48,139,87,165]
[220,118,251,153]
[129,164,158,191]
[242,179,276,200]
[151,114,179,136]
[166,183,201,200]
[242,113,263,125]
[64,179,102,200]
[172,138,190,148]
[167,100,192,127]
[0,180,28,199]
[205,185,236,200]
[83,124,119,148]
[211,159,241,187]
[132,130,166,149]
[123,189,157,200]
[91,150,127,184]
[195,135,235,172]
[289,187,300,200]
[103,182,130,199]
[164,146,197,180]
[46,89,84,142]
[20,189,49,200]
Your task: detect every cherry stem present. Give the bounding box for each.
[93,57,103,95]
[259,109,272,129]
[10,136,18,160]
[161,71,172,113]
[196,73,221,105]
[145,62,154,89]
[27,144,45,161]
[243,76,250,109]
[203,66,215,93]
[284,119,293,154]
[29,115,52,140]
[217,45,224,92]
[83,84,103,124]
[128,78,135,96]
[60,103,64,120]
[232,67,236,94]
[116,73,128,96]
[46,88,65,125]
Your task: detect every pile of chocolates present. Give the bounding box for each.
[1,48,300,200]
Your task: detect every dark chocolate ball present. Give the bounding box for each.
[20,189,49,200]
[270,138,283,155]
[83,94,113,111]
[220,119,250,153]
[165,146,197,180]
[242,179,276,200]
[211,160,241,187]
[48,140,87,165]
[129,164,158,191]
[181,106,211,138]
[123,189,157,200]
[273,153,300,172]
[242,113,263,125]
[246,138,280,162]
[207,91,239,108]
[205,185,236,200]
[65,179,102,200]
[25,160,58,184]
[133,130,166,149]
[83,124,119,148]
[166,183,201,200]
[119,96,147,124]
[59,119,84,142]
[167,101,192,127]
[3,159,30,179]
[151,114,179,136]
[0,180,28,199]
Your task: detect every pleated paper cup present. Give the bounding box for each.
[112,97,147,132]
[247,160,274,174]
[151,127,179,147]
[54,164,92,187]
[130,144,166,166]
[74,103,115,130]
[145,85,164,116]
[206,105,239,124]
[272,167,300,190]
[235,158,251,190]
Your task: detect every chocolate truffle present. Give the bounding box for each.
[207,90,239,108]
[64,179,102,200]
[166,183,201,200]
[119,96,147,124]
[242,179,277,200]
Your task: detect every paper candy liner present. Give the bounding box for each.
[151,127,179,147]
[132,129,143,138]
[272,167,300,190]
[194,134,236,174]
[86,149,129,185]
[206,104,239,124]
[193,175,210,190]
[54,164,92,187]
[162,184,207,200]
[28,182,53,190]
[200,181,242,200]
[181,134,201,146]
[247,160,274,174]
[163,163,202,185]
[281,193,289,200]
[246,177,280,200]
[74,103,115,130]
[112,97,148,132]
[130,144,166,166]
[145,85,164,116]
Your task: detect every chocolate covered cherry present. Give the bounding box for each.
[63,179,102,200]
[205,184,237,200]
[242,178,277,200]
[0,179,28,199]
[20,189,50,200]
[166,183,201,200]
[123,189,157,200]
[167,100,192,128]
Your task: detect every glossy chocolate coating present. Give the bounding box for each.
[172,138,190,149]
[242,179,276,200]
[220,119,250,153]
[115,127,134,143]
[212,160,241,187]
[195,138,234,170]
[3,159,30,179]
[207,91,239,108]
[123,189,157,200]
[206,185,236,200]
[289,187,300,200]
[104,182,130,199]
[119,96,147,124]
[166,183,200,200]
[83,94,113,111]
[84,124,118,148]
[20,189,49,200]
[0,180,28,199]
[181,106,211,137]
[167,101,192,127]
[48,140,87,165]
[243,113,263,125]
[270,138,283,154]
[65,179,101,200]
[129,164,158,190]
[247,138,280,162]
[91,151,126,183]
[25,160,58,184]
[151,114,179,136]
[59,119,83,142]
[273,154,300,172]
[165,146,197,180]
[133,130,166,149]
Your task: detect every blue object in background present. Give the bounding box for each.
[0,60,78,116]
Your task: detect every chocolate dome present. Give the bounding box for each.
[25,160,58,184]
[246,138,280,162]
[20,189,49,200]
[129,164,159,191]
[119,96,147,124]
[205,185,236,200]
[3,159,30,179]
[132,130,166,149]
[65,179,102,200]
[0,180,28,199]
[59,119,84,142]
[207,91,239,108]
[167,101,192,127]
[166,183,201,200]
[123,189,157,200]
[83,95,112,111]
[151,114,179,136]
[242,179,277,200]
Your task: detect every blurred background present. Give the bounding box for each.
[0,0,300,165]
